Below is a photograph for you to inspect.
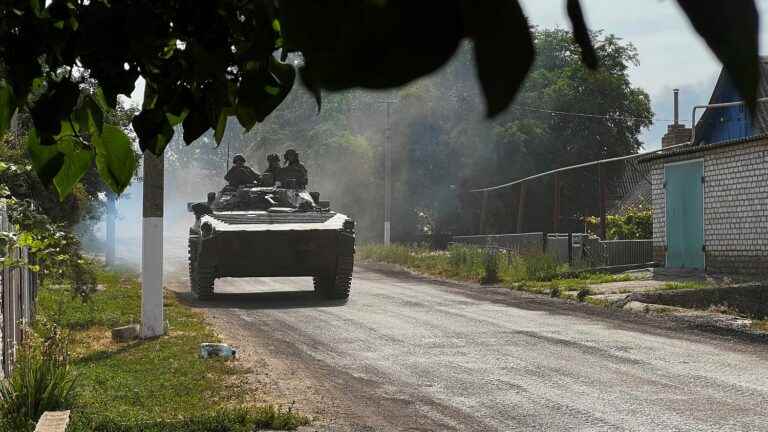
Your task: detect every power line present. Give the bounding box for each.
[509,105,674,123]
[470,141,691,193]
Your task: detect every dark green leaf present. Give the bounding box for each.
[676,0,759,112]
[214,107,233,145]
[182,107,210,144]
[462,0,535,117]
[30,79,81,136]
[75,95,105,136]
[26,129,66,186]
[235,59,296,131]
[299,66,322,114]
[566,0,598,70]
[132,108,174,156]
[93,124,137,194]
[166,110,188,128]
[0,80,15,136]
[279,0,462,91]
[54,141,95,199]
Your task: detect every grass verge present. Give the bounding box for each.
[358,244,632,295]
[35,265,309,431]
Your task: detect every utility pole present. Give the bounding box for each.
[382,100,396,245]
[141,151,165,338]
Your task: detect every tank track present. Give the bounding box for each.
[314,254,353,300]
[189,237,214,300]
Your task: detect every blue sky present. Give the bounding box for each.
[521,0,768,149]
[128,1,768,151]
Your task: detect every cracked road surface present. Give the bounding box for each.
[173,266,768,431]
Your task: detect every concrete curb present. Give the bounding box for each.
[34,411,70,432]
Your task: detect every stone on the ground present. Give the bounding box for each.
[34,411,70,432]
[111,324,140,342]
[200,342,237,359]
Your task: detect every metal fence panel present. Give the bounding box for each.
[602,240,654,267]
[452,233,545,255]
[452,232,654,269]
[0,201,38,379]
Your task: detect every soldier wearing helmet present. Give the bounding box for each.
[277,149,308,189]
[264,153,281,177]
[224,154,260,188]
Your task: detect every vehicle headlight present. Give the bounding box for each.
[200,221,215,238]
[342,219,355,232]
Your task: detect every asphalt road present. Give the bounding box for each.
[178,265,768,431]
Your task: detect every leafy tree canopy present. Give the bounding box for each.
[0,0,760,198]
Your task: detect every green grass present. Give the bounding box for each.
[36,266,309,430]
[661,281,712,291]
[358,244,633,295]
[751,320,768,333]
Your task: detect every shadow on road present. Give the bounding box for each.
[176,290,348,310]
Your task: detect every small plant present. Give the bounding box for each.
[0,323,77,432]
[525,254,561,282]
[480,248,499,284]
[576,288,592,302]
[549,287,561,298]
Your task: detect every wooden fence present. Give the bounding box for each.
[0,201,38,379]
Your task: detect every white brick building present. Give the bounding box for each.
[641,135,768,274]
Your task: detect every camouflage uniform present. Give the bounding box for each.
[225,165,259,188]
[277,162,308,189]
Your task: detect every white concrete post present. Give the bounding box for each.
[141,151,165,338]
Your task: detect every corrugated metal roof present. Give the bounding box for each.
[695,57,768,144]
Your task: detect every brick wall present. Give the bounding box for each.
[650,138,768,275]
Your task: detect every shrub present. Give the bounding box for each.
[524,254,561,281]
[0,323,77,432]
[584,205,652,240]
[480,249,499,284]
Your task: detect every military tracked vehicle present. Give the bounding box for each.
[187,179,355,300]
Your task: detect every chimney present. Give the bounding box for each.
[662,88,692,148]
[673,88,679,126]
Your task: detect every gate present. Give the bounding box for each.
[665,161,705,269]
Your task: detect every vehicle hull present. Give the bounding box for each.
[194,229,355,278]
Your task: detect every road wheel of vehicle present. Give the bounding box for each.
[194,264,216,300]
[315,255,353,300]
[188,237,198,294]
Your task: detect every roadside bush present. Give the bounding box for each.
[480,249,499,284]
[584,205,652,240]
[0,323,76,432]
[524,254,561,281]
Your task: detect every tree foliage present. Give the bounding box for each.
[0,1,760,199]
[584,205,652,240]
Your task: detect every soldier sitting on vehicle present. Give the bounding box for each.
[224,154,260,188]
[259,154,281,186]
[265,154,282,176]
[277,149,308,189]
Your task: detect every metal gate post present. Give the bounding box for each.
[553,174,561,233]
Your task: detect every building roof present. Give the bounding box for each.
[694,57,768,145]
[638,133,768,163]
[640,58,768,163]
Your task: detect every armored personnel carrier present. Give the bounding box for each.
[187,179,355,300]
